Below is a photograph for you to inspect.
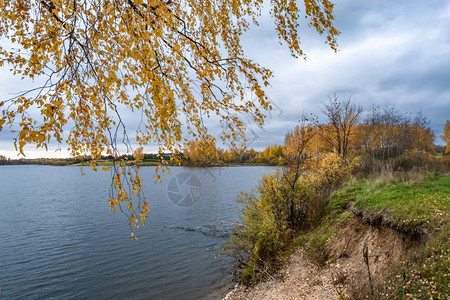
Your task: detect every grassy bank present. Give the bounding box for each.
[332,174,449,228]
[226,156,449,299]
[298,174,450,299]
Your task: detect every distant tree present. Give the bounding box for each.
[408,124,434,153]
[442,120,450,155]
[283,114,318,190]
[183,140,219,163]
[320,95,362,160]
[247,148,258,162]
[409,110,434,152]
[365,105,406,159]
[183,141,201,162]
[434,144,445,154]
[349,123,370,155]
[365,106,434,160]
[133,147,144,162]
[257,145,284,164]
[143,153,160,161]
[221,149,236,162]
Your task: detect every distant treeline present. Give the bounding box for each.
[1,102,448,167]
[0,156,79,166]
[181,103,444,166]
[0,153,172,166]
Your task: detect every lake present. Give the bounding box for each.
[0,165,274,299]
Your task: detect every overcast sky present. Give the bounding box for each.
[1,0,449,158]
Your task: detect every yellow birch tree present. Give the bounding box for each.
[442,120,450,155]
[0,0,338,233]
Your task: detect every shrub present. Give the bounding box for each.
[358,149,449,179]
[226,153,361,283]
[307,153,358,194]
[226,171,322,283]
[392,149,438,171]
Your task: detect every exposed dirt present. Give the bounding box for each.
[224,248,337,300]
[326,216,423,288]
[224,216,423,299]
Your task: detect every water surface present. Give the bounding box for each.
[0,165,274,299]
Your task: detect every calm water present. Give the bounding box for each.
[0,165,274,299]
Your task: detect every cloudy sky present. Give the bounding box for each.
[242,0,450,150]
[1,0,449,158]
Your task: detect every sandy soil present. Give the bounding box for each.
[223,216,421,300]
[224,248,337,300]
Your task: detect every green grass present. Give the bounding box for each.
[383,223,450,299]
[73,160,161,167]
[136,161,160,166]
[314,174,450,298]
[73,161,114,166]
[298,175,450,256]
[329,174,450,228]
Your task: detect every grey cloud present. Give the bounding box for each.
[1,0,450,157]
[379,65,450,92]
[203,0,450,146]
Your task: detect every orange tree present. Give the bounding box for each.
[0,0,338,234]
[442,120,450,155]
[283,114,317,190]
[320,95,362,161]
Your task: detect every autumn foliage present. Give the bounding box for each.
[0,0,339,233]
[0,0,339,155]
[227,98,443,283]
[442,120,450,155]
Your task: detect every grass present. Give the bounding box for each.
[329,174,450,228]
[74,160,161,167]
[383,223,450,299]
[297,173,450,299]
[227,154,449,291]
